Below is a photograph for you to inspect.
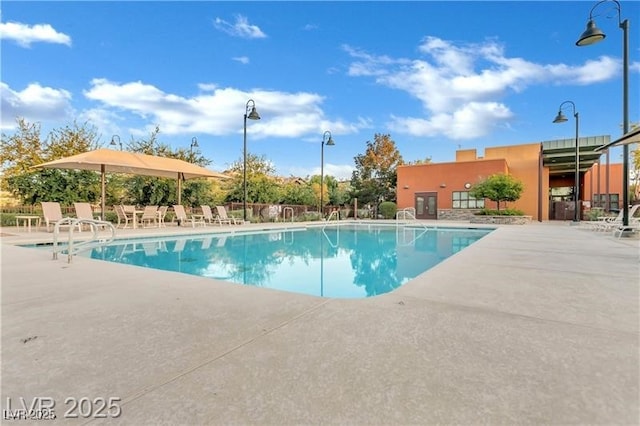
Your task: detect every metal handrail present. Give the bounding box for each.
[395,207,429,230]
[326,210,340,222]
[53,218,116,263]
[283,207,294,222]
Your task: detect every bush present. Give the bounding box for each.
[475,208,525,216]
[357,208,370,219]
[378,202,397,219]
[299,211,322,222]
[0,213,17,226]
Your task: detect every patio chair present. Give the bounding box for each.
[215,205,242,225]
[596,205,640,232]
[114,205,133,229]
[139,205,159,228]
[41,202,77,232]
[200,205,218,225]
[157,206,168,227]
[173,205,206,227]
[73,202,99,230]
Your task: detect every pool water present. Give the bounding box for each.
[83,224,492,298]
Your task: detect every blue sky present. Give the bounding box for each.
[1,1,639,180]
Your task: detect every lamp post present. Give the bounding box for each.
[553,101,580,222]
[576,0,630,227]
[110,134,122,150]
[243,99,260,222]
[320,131,335,217]
[190,136,198,162]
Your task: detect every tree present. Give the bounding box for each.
[469,174,524,211]
[0,118,102,204]
[350,133,404,205]
[281,180,316,206]
[224,153,282,204]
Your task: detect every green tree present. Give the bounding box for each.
[281,180,316,205]
[224,153,282,204]
[0,118,101,204]
[469,174,524,211]
[351,133,404,205]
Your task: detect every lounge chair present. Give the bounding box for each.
[595,205,640,232]
[41,202,77,232]
[139,205,158,228]
[173,205,205,227]
[157,206,168,227]
[215,205,242,225]
[74,202,98,220]
[73,202,99,230]
[200,205,217,225]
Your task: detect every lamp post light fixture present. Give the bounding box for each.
[243,99,261,222]
[190,136,198,159]
[110,134,122,150]
[320,131,335,216]
[577,0,630,227]
[553,101,580,222]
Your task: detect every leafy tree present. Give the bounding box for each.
[469,174,524,211]
[0,118,101,204]
[281,180,316,205]
[224,153,282,204]
[350,133,404,205]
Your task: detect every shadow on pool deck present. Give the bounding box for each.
[1,221,638,424]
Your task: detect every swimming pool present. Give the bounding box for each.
[81,224,492,298]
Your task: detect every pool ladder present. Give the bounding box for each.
[53,218,116,263]
[396,208,429,230]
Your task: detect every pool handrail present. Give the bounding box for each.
[53,218,116,263]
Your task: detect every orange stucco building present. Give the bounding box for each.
[396,135,624,221]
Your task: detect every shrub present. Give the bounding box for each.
[378,202,397,219]
[475,208,525,216]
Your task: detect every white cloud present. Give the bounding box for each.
[232,56,250,64]
[214,15,266,39]
[0,82,73,129]
[287,163,354,180]
[344,36,623,140]
[82,79,366,139]
[0,21,71,47]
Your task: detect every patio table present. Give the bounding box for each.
[15,215,41,233]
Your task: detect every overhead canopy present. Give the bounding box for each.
[34,148,229,180]
[594,127,640,152]
[542,135,609,176]
[33,148,230,219]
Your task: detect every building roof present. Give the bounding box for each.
[542,135,609,176]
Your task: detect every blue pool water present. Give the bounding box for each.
[80,224,492,298]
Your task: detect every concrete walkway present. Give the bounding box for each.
[1,221,638,424]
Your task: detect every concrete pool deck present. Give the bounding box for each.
[1,220,638,424]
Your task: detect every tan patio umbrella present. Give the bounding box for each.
[33,148,229,220]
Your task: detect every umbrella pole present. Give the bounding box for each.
[177,174,182,206]
[101,165,106,221]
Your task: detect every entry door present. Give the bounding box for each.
[415,192,437,220]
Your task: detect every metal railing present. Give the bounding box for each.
[53,218,116,263]
[395,207,429,230]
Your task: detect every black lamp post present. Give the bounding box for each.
[553,101,580,222]
[110,134,122,150]
[243,99,260,222]
[576,0,630,227]
[320,131,335,217]
[190,136,198,162]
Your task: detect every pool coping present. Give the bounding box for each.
[1,220,638,423]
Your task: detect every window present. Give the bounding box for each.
[452,191,484,209]
[593,193,619,211]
